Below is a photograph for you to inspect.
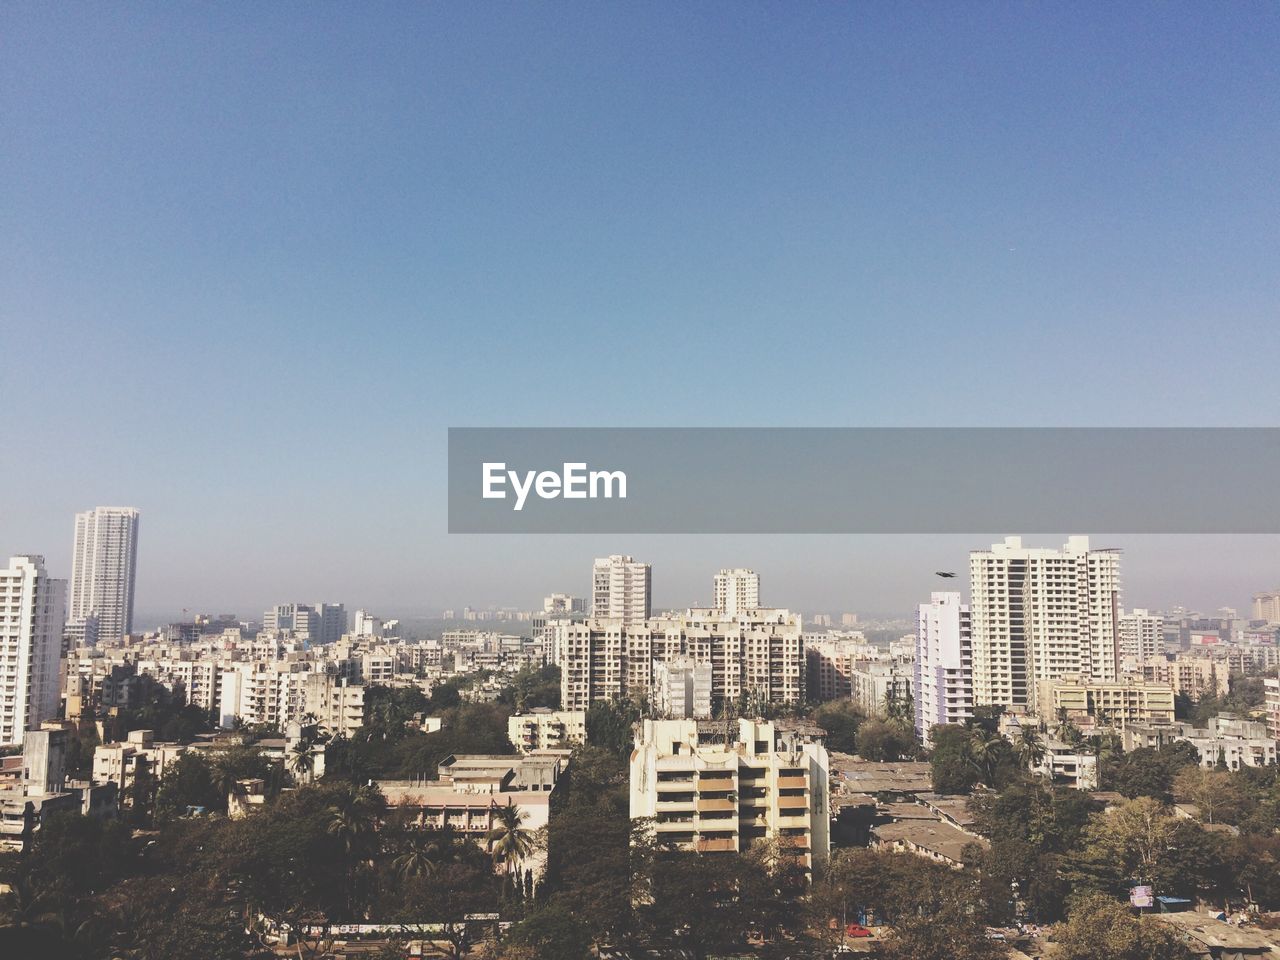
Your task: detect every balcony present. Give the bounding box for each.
[696,837,738,853]
[697,797,736,813]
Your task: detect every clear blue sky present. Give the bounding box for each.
[3,4,1279,618]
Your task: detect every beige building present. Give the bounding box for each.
[1118,609,1164,666]
[1252,591,1280,622]
[559,609,804,713]
[592,555,651,625]
[630,718,829,873]
[1141,654,1229,700]
[713,569,760,616]
[970,536,1121,713]
[508,709,586,752]
[1039,674,1176,727]
[1266,676,1280,742]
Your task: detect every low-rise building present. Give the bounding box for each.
[507,709,586,752]
[1034,739,1099,790]
[1039,674,1176,727]
[1121,716,1277,770]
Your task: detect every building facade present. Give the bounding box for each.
[915,591,974,745]
[0,556,66,746]
[1118,608,1164,666]
[969,536,1121,714]
[630,718,829,872]
[591,555,651,624]
[69,507,140,645]
[713,569,760,616]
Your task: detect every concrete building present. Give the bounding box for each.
[559,608,804,713]
[302,674,365,737]
[630,718,829,872]
[591,555,651,624]
[653,656,713,719]
[848,661,913,720]
[0,555,66,746]
[969,536,1121,714]
[92,729,189,808]
[543,593,586,614]
[508,709,586,752]
[2,728,117,851]
[62,614,99,654]
[69,507,139,645]
[1039,674,1176,727]
[1141,654,1230,700]
[713,569,760,616]
[1118,608,1164,666]
[1266,676,1280,742]
[377,752,566,882]
[804,636,869,702]
[1253,591,1280,622]
[1121,717,1278,771]
[915,592,974,745]
[1035,739,1099,789]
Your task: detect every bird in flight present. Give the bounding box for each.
[935,571,956,578]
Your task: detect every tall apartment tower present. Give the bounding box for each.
[915,591,974,745]
[1118,609,1164,665]
[0,556,67,745]
[70,506,140,645]
[592,555,651,624]
[969,536,1121,714]
[713,568,760,616]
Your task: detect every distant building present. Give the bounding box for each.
[0,556,66,746]
[508,709,586,752]
[712,569,760,616]
[630,718,830,873]
[1266,676,1280,742]
[915,592,974,745]
[1141,654,1229,700]
[1118,609,1164,665]
[1121,716,1277,771]
[848,661,913,719]
[653,656,712,719]
[543,593,586,615]
[1039,674,1176,727]
[69,507,140,645]
[592,555,651,624]
[1252,591,1280,622]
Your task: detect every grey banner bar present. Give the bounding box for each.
[447,428,1280,534]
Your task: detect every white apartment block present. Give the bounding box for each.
[1253,591,1280,622]
[591,555,651,624]
[0,556,66,746]
[508,709,586,752]
[713,569,760,616]
[264,602,347,645]
[1141,654,1229,700]
[543,593,586,614]
[848,661,913,719]
[1119,608,1164,666]
[559,608,804,713]
[70,507,139,645]
[630,718,829,872]
[970,536,1121,714]
[915,592,974,745]
[653,656,712,719]
[1121,717,1277,771]
[1264,676,1279,742]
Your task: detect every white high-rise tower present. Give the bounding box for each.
[969,536,1121,714]
[591,555,651,624]
[0,556,66,745]
[915,591,974,745]
[70,506,140,645]
[713,568,760,616]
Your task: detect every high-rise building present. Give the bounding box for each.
[1253,591,1280,622]
[969,536,1121,714]
[1118,609,1164,666]
[914,591,974,744]
[543,593,586,615]
[713,568,760,616]
[591,555,651,624]
[0,556,66,746]
[264,602,346,644]
[69,507,140,645]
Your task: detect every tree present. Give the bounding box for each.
[1173,766,1252,825]
[1054,893,1193,960]
[585,699,639,760]
[929,724,981,794]
[1015,725,1047,769]
[500,902,592,960]
[397,863,497,959]
[855,718,915,761]
[880,912,1008,960]
[811,700,861,754]
[154,751,220,821]
[488,800,536,895]
[290,739,318,784]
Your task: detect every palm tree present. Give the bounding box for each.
[966,729,1003,785]
[327,784,384,917]
[290,739,317,784]
[487,800,535,895]
[392,828,454,880]
[1015,726,1047,770]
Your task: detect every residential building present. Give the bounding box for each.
[1266,676,1280,742]
[1118,608,1164,665]
[630,718,830,872]
[591,555,651,624]
[1038,674,1176,727]
[0,556,66,746]
[1141,654,1230,700]
[543,593,586,614]
[1253,591,1280,622]
[377,753,566,882]
[848,661,913,720]
[508,709,586,752]
[1121,717,1278,770]
[969,536,1121,714]
[62,614,99,653]
[653,656,712,719]
[915,592,974,745]
[2,728,117,851]
[559,608,804,713]
[1034,739,1099,789]
[69,507,140,644]
[713,569,760,616]
[804,636,869,702]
